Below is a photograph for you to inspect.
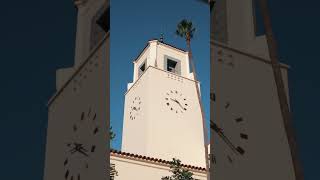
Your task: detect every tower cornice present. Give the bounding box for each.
[73,0,88,9]
[133,40,188,63]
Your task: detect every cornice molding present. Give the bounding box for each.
[73,0,88,8]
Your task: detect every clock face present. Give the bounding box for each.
[165,90,188,114]
[211,94,248,165]
[129,97,141,120]
[63,108,100,180]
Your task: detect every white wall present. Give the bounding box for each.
[44,1,109,180]
[122,41,207,168]
[122,66,206,168]
[44,36,108,180]
[210,43,295,180]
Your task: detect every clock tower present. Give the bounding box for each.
[121,40,207,168]
[43,0,110,180]
[211,0,300,180]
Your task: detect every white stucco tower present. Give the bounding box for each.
[121,40,207,168]
[44,1,109,180]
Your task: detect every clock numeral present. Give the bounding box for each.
[64,158,68,166]
[240,133,248,140]
[225,102,230,109]
[81,112,84,120]
[65,170,69,179]
[210,93,215,102]
[235,117,243,123]
[93,127,99,134]
[227,155,233,163]
[91,145,96,153]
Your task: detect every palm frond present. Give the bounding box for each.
[175,19,196,40]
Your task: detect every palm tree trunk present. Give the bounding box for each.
[257,0,303,179]
[209,2,215,180]
[186,36,210,180]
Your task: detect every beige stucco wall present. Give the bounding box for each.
[111,155,207,180]
[122,66,207,168]
[44,1,109,180]
[210,42,295,180]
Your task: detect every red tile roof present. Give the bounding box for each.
[110,149,206,172]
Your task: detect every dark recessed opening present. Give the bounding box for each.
[138,62,146,77]
[140,63,145,71]
[96,7,110,33]
[167,59,177,73]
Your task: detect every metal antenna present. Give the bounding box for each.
[160,33,164,43]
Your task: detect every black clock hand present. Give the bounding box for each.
[170,98,177,103]
[170,98,185,110]
[78,149,89,157]
[211,121,242,155]
[176,101,185,110]
[79,146,88,152]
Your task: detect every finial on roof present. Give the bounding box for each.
[160,33,164,43]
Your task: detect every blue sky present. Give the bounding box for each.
[110,0,210,150]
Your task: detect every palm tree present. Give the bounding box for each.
[175,19,209,179]
[110,126,116,141]
[257,1,303,179]
[195,2,216,178]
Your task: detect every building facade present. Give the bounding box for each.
[210,0,298,180]
[111,39,209,179]
[43,0,110,180]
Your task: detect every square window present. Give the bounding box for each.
[167,59,177,73]
[90,7,109,50]
[138,62,146,77]
[96,7,110,33]
[140,63,145,72]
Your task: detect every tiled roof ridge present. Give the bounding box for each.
[110,149,206,172]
